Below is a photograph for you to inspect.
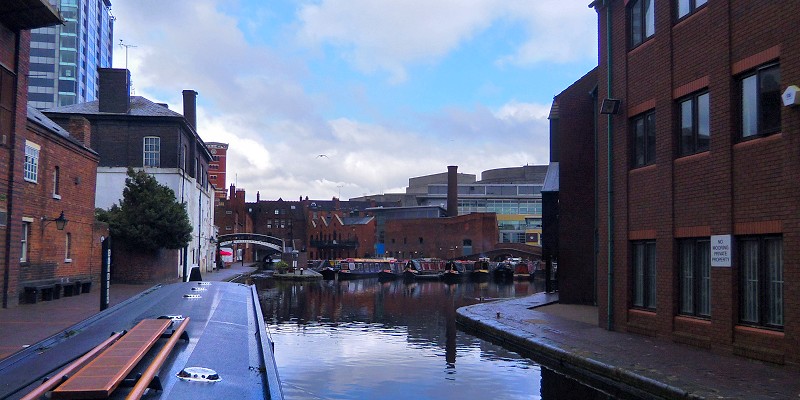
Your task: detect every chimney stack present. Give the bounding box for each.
[66,116,92,148]
[447,165,458,217]
[98,68,130,114]
[183,90,198,130]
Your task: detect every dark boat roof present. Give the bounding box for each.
[0,282,282,400]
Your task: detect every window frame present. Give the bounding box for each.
[143,136,161,167]
[678,238,711,318]
[632,240,657,310]
[24,141,41,183]
[53,165,61,199]
[678,91,710,156]
[21,220,31,262]
[676,0,708,21]
[629,0,655,49]
[631,110,656,168]
[740,63,781,140]
[738,235,783,330]
[65,232,72,262]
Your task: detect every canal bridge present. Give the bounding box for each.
[217,233,285,262]
[459,244,542,262]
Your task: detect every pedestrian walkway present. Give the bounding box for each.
[0,263,258,360]
[457,293,800,399]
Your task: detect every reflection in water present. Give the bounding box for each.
[256,278,604,400]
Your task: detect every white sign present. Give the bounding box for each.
[711,235,732,267]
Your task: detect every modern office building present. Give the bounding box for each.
[409,165,546,246]
[28,0,114,109]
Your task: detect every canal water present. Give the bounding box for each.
[255,278,609,400]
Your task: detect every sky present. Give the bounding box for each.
[110,0,598,202]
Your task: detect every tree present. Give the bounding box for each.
[104,168,193,252]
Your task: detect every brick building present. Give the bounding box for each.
[384,212,499,260]
[1,2,107,307]
[544,67,598,305]
[44,68,215,282]
[591,0,799,364]
[215,185,253,263]
[206,142,228,201]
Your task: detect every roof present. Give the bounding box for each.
[0,0,62,31]
[341,216,374,225]
[542,162,560,193]
[27,106,69,138]
[45,96,186,119]
[27,106,98,156]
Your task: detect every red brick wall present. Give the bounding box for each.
[593,0,800,364]
[16,120,102,303]
[551,68,598,305]
[384,213,498,260]
[306,215,376,259]
[111,243,179,284]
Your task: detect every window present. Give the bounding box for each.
[677,0,707,20]
[53,166,61,198]
[741,64,781,138]
[630,0,655,48]
[679,92,709,156]
[65,232,72,262]
[21,221,31,262]
[632,111,656,167]
[24,141,41,182]
[632,241,656,310]
[678,238,710,317]
[739,236,783,329]
[143,136,160,167]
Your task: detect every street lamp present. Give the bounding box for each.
[42,211,68,230]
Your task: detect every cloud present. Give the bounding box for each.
[297,0,499,83]
[296,0,597,81]
[109,0,592,201]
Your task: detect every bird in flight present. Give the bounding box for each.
[317,154,329,158]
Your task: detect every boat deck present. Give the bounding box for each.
[0,282,282,400]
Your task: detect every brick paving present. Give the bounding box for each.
[457,293,800,399]
[0,264,257,360]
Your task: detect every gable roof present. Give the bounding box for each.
[44,96,185,119]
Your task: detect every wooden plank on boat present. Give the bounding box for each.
[51,319,171,399]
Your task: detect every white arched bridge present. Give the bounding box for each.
[217,233,285,256]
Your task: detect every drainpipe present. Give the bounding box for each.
[604,0,615,331]
[2,34,22,308]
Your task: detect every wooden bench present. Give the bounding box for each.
[23,280,62,303]
[51,319,172,399]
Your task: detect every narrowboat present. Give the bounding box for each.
[378,259,404,281]
[336,258,397,280]
[403,259,445,280]
[492,259,515,281]
[0,281,283,400]
[318,262,338,280]
[440,261,465,283]
[471,257,491,281]
[512,258,534,280]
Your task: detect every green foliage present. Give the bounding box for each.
[274,260,289,273]
[105,168,193,252]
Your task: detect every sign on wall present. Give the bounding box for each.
[710,235,732,267]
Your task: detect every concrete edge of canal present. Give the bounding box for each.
[455,296,700,400]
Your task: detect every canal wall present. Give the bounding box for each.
[456,293,800,399]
